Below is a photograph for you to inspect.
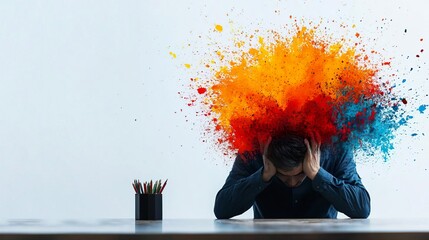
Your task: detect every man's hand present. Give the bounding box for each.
[262,155,276,182]
[303,134,321,180]
[260,136,276,182]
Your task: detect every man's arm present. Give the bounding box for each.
[214,154,270,219]
[312,147,371,218]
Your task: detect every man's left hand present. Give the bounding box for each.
[303,135,321,180]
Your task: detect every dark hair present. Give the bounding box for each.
[265,133,307,171]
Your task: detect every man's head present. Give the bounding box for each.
[265,133,307,187]
[266,134,307,170]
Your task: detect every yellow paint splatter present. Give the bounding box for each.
[184,63,191,68]
[215,24,223,32]
[216,50,224,61]
[169,51,177,58]
[235,40,245,48]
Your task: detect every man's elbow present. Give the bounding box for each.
[351,199,371,219]
[214,204,231,219]
[352,207,370,219]
[359,193,371,218]
[360,203,371,218]
[214,210,230,219]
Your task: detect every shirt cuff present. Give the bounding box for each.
[312,167,333,192]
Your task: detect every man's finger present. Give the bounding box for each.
[263,136,272,155]
[304,138,312,156]
[257,135,264,153]
[309,132,317,153]
[264,136,273,154]
[258,134,272,154]
[315,131,322,147]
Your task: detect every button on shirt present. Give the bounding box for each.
[214,143,371,219]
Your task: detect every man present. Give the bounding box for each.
[214,133,371,219]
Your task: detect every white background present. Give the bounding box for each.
[0,0,428,220]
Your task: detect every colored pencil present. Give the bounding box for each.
[132,183,137,193]
[156,179,161,193]
[132,179,168,194]
[153,180,158,194]
[138,180,143,194]
[160,179,168,194]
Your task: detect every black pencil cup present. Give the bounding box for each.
[135,194,162,220]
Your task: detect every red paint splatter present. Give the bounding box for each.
[382,62,391,66]
[402,98,407,104]
[197,87,207,94]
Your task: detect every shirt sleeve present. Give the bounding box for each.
[312,147,371,218]
[214,154,271,219]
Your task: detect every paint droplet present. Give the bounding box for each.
[197,87,207,94]
[215,24,223,32]
[402,98,407,104]
[421,49,424,52]
[402,79,406,83]
[355,32,360,37]
[184,63,191,69]
[416,54,420,58]
[169,51,177,58]
[404,29,407,33]
[382,62,391,66]
[411,133,418,137]
[418,105,428,113]
[420,38,424,41]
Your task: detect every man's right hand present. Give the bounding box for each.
[260,136,276,182]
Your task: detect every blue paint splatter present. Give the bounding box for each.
[335,95,403,159]
[402,79,407,83]
[411,133,418,137]
[418,105,428,114]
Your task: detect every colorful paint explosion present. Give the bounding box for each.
[178,20,425,159]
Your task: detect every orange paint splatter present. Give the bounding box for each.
[201,26,381,153]
[183,21,405,158]
[215,24,223,32]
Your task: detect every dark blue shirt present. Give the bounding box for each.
[214,143,371,219]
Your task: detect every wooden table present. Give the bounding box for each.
[1,219,429,239]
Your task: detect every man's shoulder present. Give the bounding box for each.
[320,142,352,168]
[321,141,350,155]
[233,151,263,171]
